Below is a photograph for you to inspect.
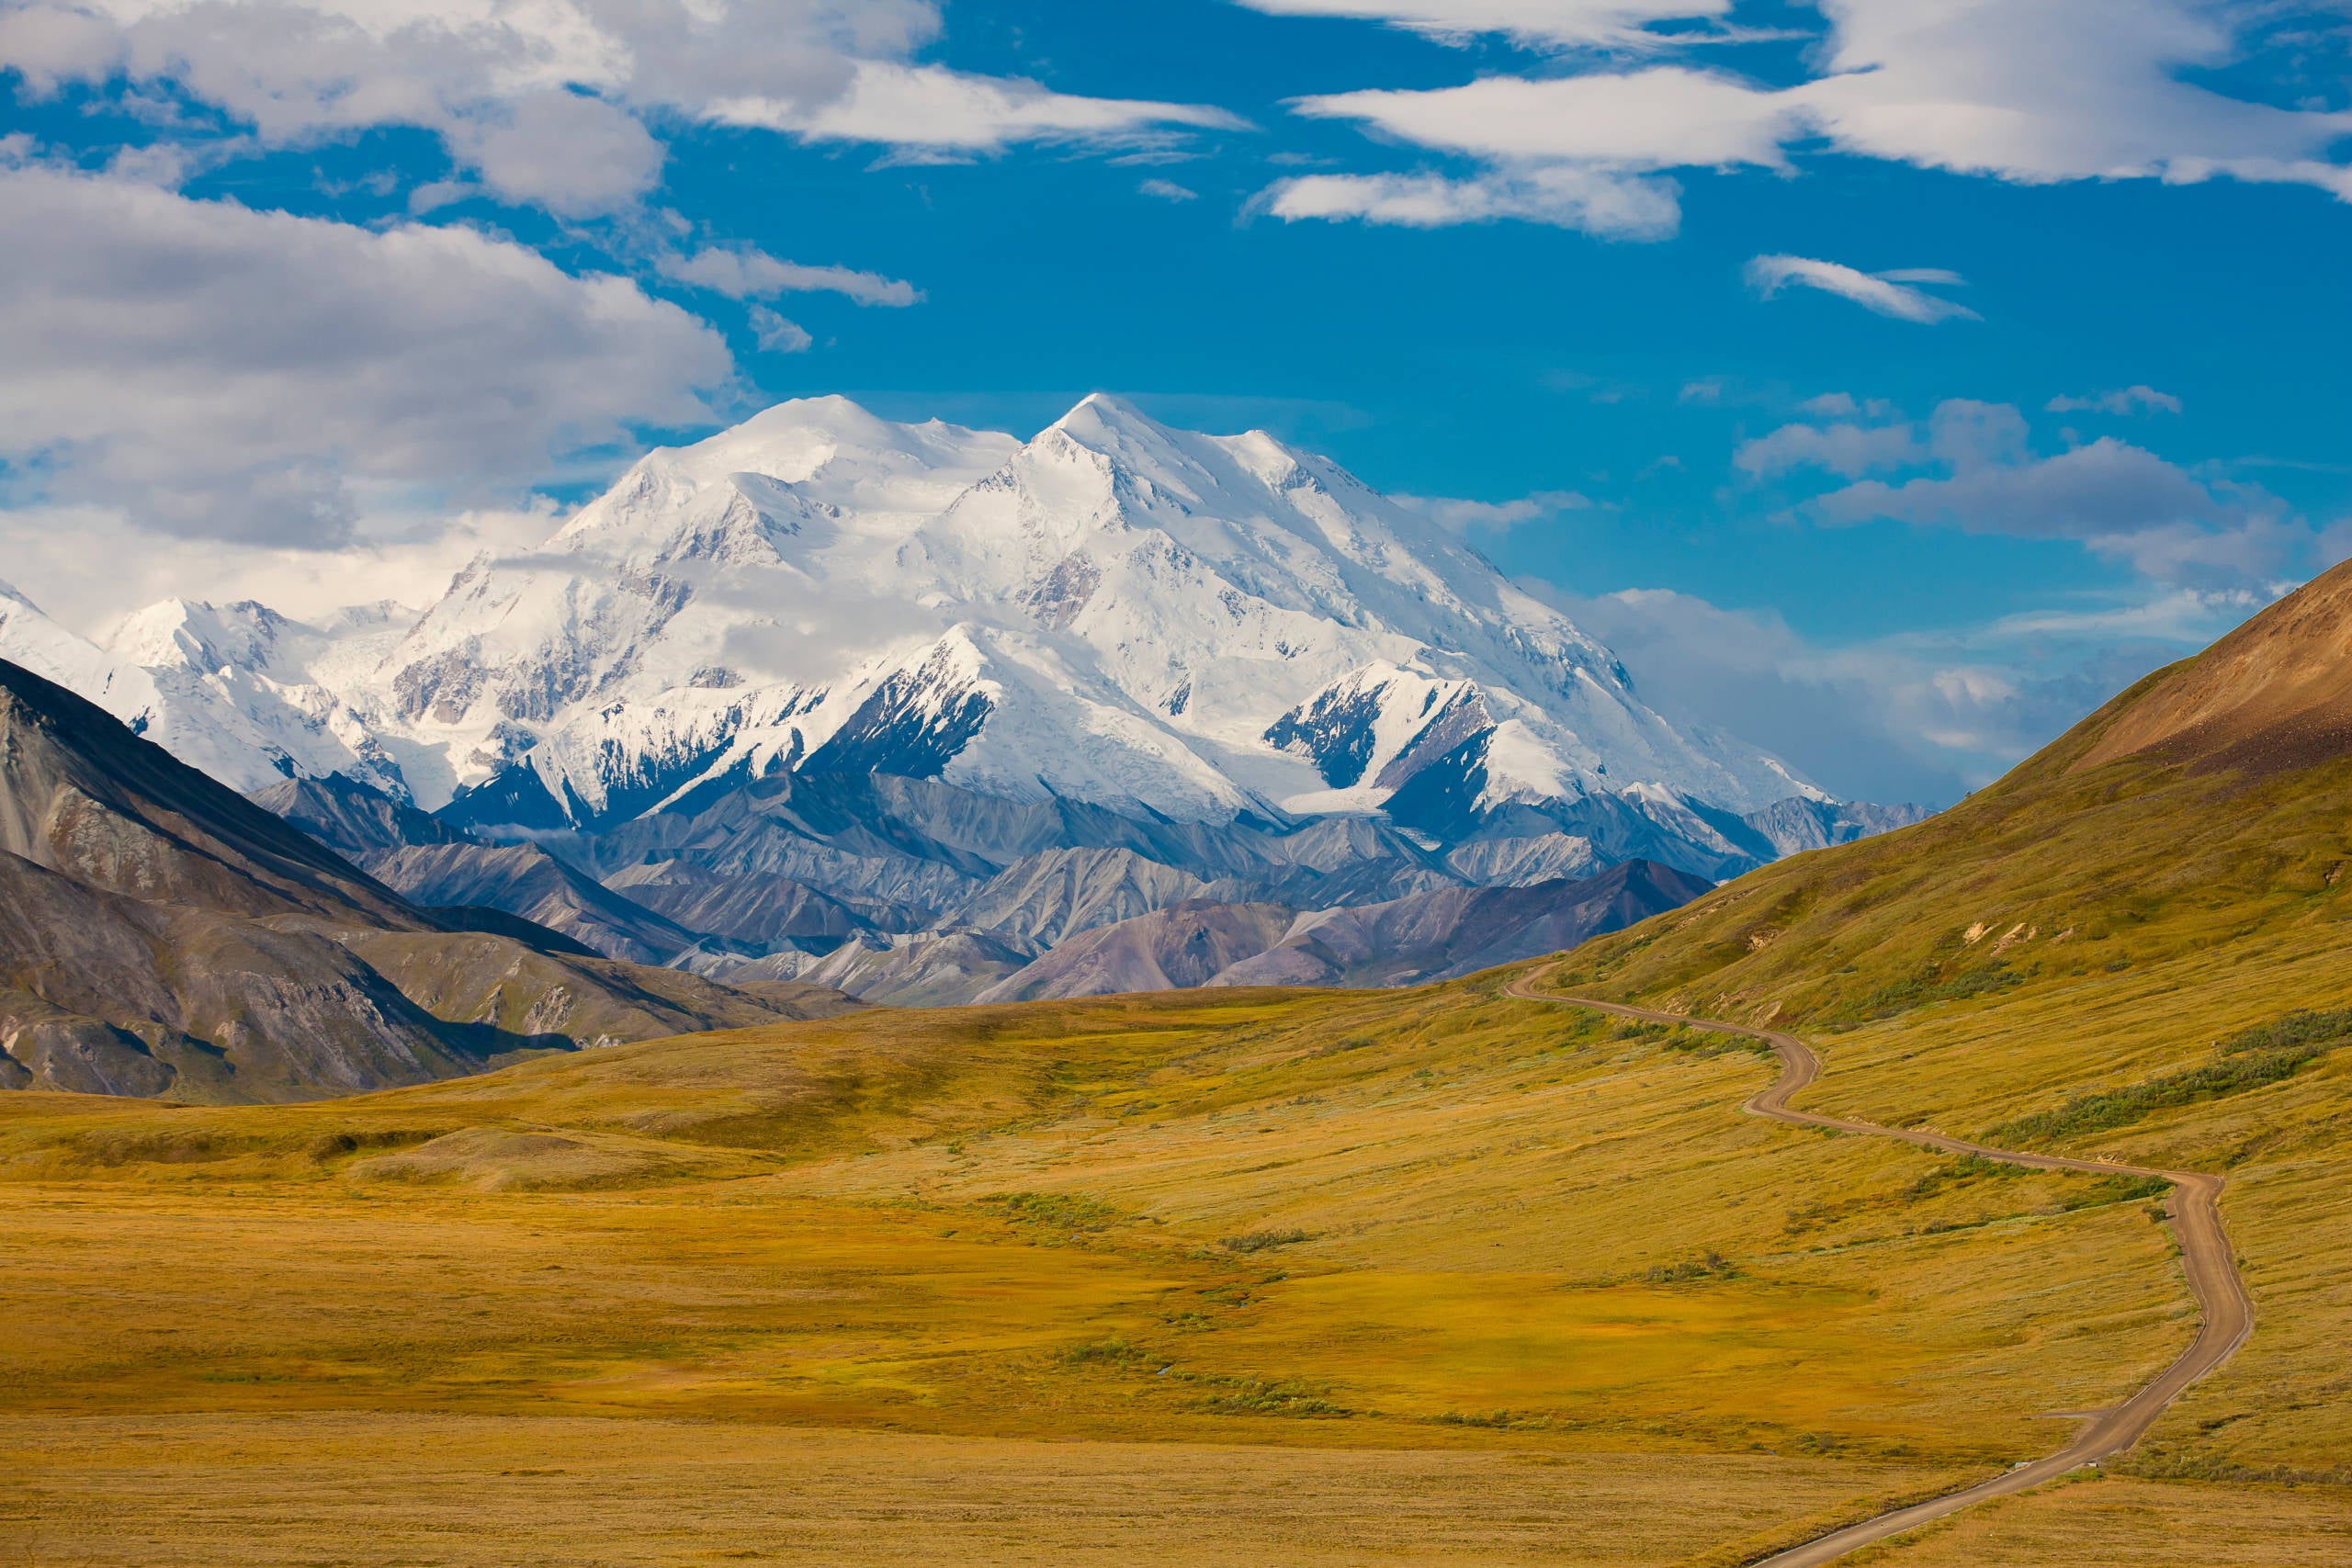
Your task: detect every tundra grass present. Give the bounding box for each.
[1537,704,2352,1502]
[1843,1472,2352,1566]
[0,1412,1933,1568]
[5,914,2345,1561]
[0,982,2216,1566]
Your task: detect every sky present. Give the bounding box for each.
[1,0,2348,806]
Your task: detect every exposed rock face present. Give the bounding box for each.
[967,859,1709,1004]
[1210,860,1714,989]
[779,930,1033,1010]
[366,841,705,967]
[0,659,415,925]
[975,902,1298,1004]
[254,773,475,859]
[0,851,495,1100]
[945,847,1212,953]
[0,659,861,1101]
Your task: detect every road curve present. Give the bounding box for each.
[1503,967,2255,1568]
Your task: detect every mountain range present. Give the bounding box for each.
[0,395,1925,1010]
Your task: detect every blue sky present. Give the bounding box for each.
[2,0,2348,803]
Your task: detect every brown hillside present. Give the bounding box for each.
[2074,556,2352,777]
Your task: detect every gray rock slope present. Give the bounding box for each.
[975,860,1709,1004]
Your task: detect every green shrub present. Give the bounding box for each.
[1989,1010,2352,1145]
[1218,1227,1312,1253]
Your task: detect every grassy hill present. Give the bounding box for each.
[1541,564,2352,1500]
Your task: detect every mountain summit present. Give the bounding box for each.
[8,397,1830,837]
[1,398,1925,1005]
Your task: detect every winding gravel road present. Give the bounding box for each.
[1504,968,2255,1568]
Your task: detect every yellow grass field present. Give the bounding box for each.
[7,962,2346,1564]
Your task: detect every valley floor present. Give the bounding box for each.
[2,970,2346,1564]
[11,1412,2347,1567]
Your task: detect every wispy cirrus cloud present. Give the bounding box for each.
[1261,165,1682,238]
[1230,0,1737,50]
[1744,254,1979,323]
[1253,0,2352,237]
[657,246,922,307]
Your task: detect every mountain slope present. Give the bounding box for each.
[973,857,1705,1003]
[1549,561,2352,1032]
[1534,561,2352,1486]
[0,657,418,926]
[0,658,861,1100]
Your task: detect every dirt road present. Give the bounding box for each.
[1502,969,2255,1568]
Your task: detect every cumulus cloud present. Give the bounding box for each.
[1261,165,1682,238]
[1264,0,2352,231]
[2047,385,2184,415]
[657,246,921,306]
[1295,67,1800,169]
[0,164,732,545]
[1815,436,2228,541]
[1744,254,1980,323]
[445,91,669,216]
[1,0,1239,213]
[0,498,562,635]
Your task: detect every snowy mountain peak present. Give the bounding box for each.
[13,395,1850,863]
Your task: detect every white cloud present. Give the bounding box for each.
[1815,435,2228,542]
[1294,67,1800,169]
[1735,419,1922,478]
[445,91,669,217]
[0,498,560,635]
[1536,579,2267,803]
[747,305,814,353]
[1733,392,2308,590]
[0,164,732,545]
[657,246,922,306]
[1395,489,1591,532]
[2,1,1239,213]
[1263,0,2352,231]
[1261,165,1681,238]
[1139,177,1199,201]
[1230,0,1732,51]
[707,59,1246,152]
[2047,385,2184,415]
[1744,254,1980,323]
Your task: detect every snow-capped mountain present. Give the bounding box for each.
[0,580,413,795]
[144,392,1815,837]
[2,395,1939,1002]
[2,395,1928,951]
